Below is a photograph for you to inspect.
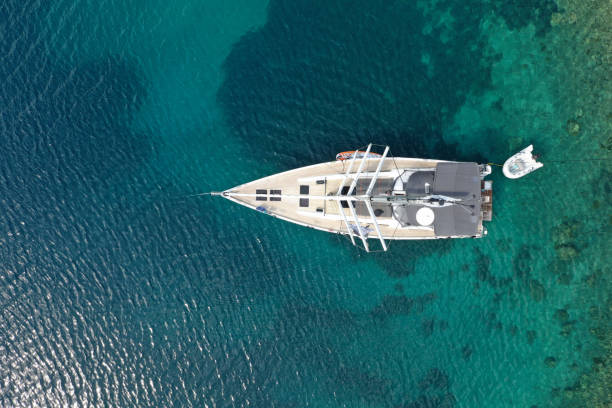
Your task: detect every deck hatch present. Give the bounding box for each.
[300,185,309,194]
[299,198,309,207]
[270,189,281,201]
[256,189,267,201]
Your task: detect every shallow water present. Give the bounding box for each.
[1,0,610,407]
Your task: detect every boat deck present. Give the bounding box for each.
[224,158,470,240]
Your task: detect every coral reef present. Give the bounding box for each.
[547,219,586,282]
[551,219,581,258]
[555,326,611,408]
[565,118,581,136]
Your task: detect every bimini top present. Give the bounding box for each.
[433,162,480,201]
[394,162,481,237]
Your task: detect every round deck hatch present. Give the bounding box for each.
[416,207,435,226]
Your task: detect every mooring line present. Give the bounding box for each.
[488,157,611,168]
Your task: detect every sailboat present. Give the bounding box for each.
[211,144,493,252]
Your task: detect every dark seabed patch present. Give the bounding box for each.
[218,0,494,167]
[490,0,557,36]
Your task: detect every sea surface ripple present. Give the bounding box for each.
[1,0,610,407]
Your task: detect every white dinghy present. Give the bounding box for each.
[503,145,543,179]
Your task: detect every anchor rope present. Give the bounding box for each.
[488,157,612,167]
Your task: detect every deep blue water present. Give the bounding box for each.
[1,0,610,407]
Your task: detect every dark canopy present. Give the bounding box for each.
[432,162,480,200]
[393,162,482,237]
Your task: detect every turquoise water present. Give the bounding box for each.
[1,0,610,406]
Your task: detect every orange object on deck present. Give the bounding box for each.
[335,151,382,161]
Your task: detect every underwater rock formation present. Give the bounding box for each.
[555,244,579,261]
[589,327,606,342]
[555,322,611,408]
[421,319,435,338]
[557,272,573,285]
[550,10,577,26]
[418,368,449,391]
[528,279,546,302]
[490,0,558,36]
[461,344,473,360]
[552,219,580,243]
[600,135,612,151]
[560,321,575,337]
[551,219,581,250]
[513,245,535,281]
[554,308,569,322]
[548,219,585,277]
[544,356,558,367]
[473,247,511,289]
[566,118,581,136]
[527,330,537,345]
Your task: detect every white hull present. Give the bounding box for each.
[214,144,493,251]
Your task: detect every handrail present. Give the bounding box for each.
[335,147,361,246]
[366,146,390,196]
[346,144,372,196]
